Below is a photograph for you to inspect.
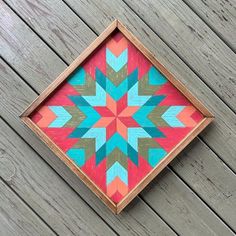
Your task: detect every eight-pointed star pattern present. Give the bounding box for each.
[30,31,203,203]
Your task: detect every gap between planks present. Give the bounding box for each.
[181,0,236,54]
[0,175,59,236]
[3,0,236,213]
[2,50,231,234]
[60,0,236,174]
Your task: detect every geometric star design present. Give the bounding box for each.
[20,20,214,214]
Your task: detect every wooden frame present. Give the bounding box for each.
[20,19,214,214]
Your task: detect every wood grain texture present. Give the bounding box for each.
[0,180,55,236]
[140,166,234,236]
[0,2,66,92]
[4,0,96,62]
[0,5,234,236]
[0,58,176,235]
[117,20,213,117]
[116,118,214,213]
[61,0,236,173]
[170,138,236,229]
[124,0,236,112]
[146,138,236,233]
[20,20,118,118]
[0,117,116,236]
[183,0,236,51]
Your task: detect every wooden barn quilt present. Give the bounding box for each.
[21,20,213,214]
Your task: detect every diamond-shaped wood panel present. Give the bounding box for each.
[21,20,213,214]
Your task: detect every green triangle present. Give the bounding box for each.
[106,64,127,85]
[63,106,86,127]
[148,106,170,127]
[72,138,95,161]
[106,148,127,170]
[73,73,96,95]
[139,72,162,95]
[138,138,161,161]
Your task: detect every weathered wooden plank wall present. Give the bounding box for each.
[183,0,236,51]
[0,0,235,235]
[0,179,55,236]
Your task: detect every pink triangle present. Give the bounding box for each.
[44,83,79,106]
[110,191,124,203]
[156,82,192,106]
[41,127,78,152]
[128,42,152,79]
[81,154,107,193]
[128,156,152,191]
[113,31,124,42]
[83,43,106,79]
[191,110,204,123]
[30,111,42,124]
[155,127,193,152]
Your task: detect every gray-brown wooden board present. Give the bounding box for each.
[0,178,55,236]
[183,0,236,52]
[0,0,236,235]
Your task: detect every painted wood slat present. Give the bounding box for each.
[183,0,236,52]
[0,116,116,235]
[0,180,55,236]
[124,0,236,112]
[5,0,235,174]
[0,8,235,236]
[0,59,176,235]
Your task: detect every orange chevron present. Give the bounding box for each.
[107,177,128,197]
[177,106,197,127]
[93,117,115,127]
[106,37,128,57]
[37,106,57,127]
[116,119,127,139]
[119,106,139,117]
[106,94,117,115]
